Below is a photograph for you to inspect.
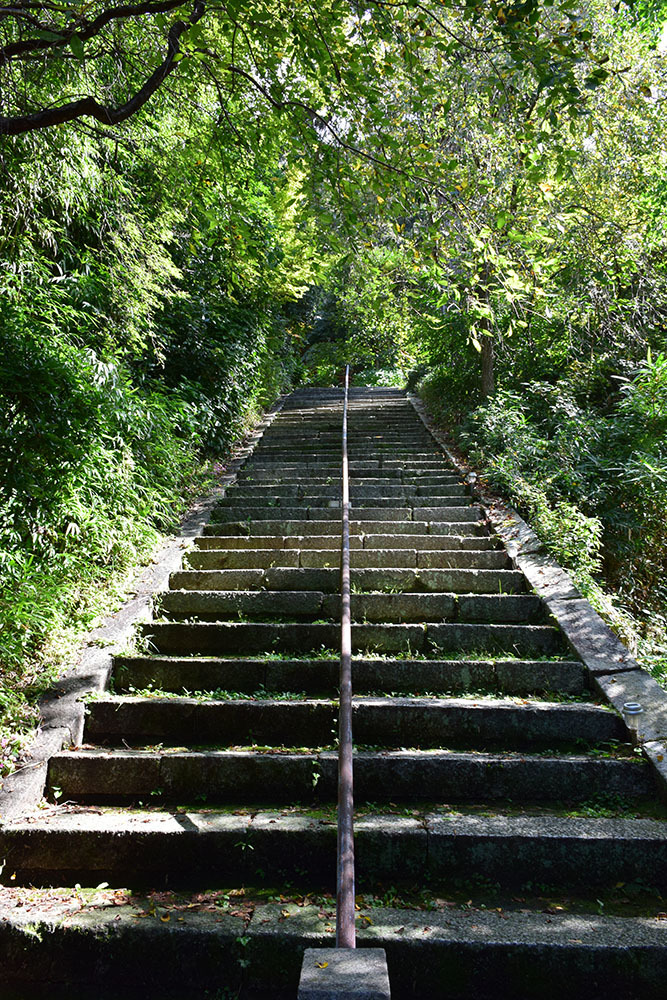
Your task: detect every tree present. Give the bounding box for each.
[1,0,600,137]
[298,0,667,396]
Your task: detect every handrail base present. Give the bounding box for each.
[298,947,391,999]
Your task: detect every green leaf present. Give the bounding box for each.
[69,34,85,61]
[33,29,65,42]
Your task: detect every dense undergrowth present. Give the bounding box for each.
[418,352,667,683]
[0,324,293,775]
[0,323,282,774]
[0,98,321,775]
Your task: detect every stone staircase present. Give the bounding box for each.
[2,385,667,998]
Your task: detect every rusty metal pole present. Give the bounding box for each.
[336,363,355,949]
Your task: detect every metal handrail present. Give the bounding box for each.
[336,363,355,949]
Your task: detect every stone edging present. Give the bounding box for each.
[0,397,287,823]
[407,391,667,799]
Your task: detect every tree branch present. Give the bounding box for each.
[0,0,189,62]
[0,0,204,134]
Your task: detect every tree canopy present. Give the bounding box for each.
[1,0,605,134]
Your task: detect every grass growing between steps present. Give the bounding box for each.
[354,881,667,920]
[105,685,601,705]
[38,797,667,820]
[3,880,667,925]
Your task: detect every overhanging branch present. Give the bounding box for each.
[0,0,205,134]
[0,0,190,61]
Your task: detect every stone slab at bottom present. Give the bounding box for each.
[298,947,391,999]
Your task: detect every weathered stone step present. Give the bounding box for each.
[2,895,666,1000]
[85,695,627,750]
[140,621,566,656]
[226,484,468,499]
[257,437,433,448]
[247,460,455,471]
[203,518,488,537]
[193,533,497,551]
[361,532,495,550]
[184,547,509,570]
[261,423,425,431]
[167,567,525,596]
[4,808,667,891]
[81,696,620,750]
[236,474,462,485]
[263,420,419,428]
[210,505,482,522]
[212,489,469,520]
[251,454,439,465]
[46,749,650,804]
[158,591,540,624]
[248,445,445,455]
[113,655,587,696]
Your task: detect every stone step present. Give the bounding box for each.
[290,426,450,434]
[46,749,651,804]
[140,621,566,657]
[254,440,437,449]
[257,436,433,447]
[256,448,433,458]
[157,591,541,624]
[264,422,425,430]
[247,461,455,471]
[215,496,472,511]
[226,485,469,499]
[193,533,497,551]
[184,548,509,570]
[80,696,621,750]
[236,474,462,485]
[244,466,456,477]
[112,656,587,696]
[4,808,666,891]
[261,424,425,431]
[202,519,488,537]
[2,895,666,1000]
[166,567,526,596]
[209,505,482,522]
[361,532,496,550]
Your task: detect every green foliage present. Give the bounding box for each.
[449,356,667,679]
[0,50,332,772]
[417,354,480,426]
[0,325,203,770]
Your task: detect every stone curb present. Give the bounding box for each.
[407,392,667,799]
[0,396,286,824]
